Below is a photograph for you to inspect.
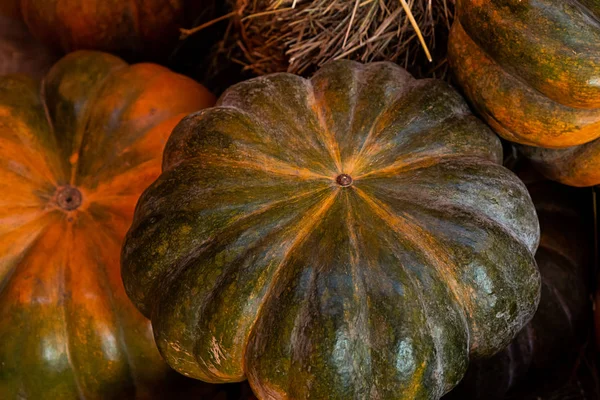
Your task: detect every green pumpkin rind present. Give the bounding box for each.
[448,0,600,148]
[122,61,541,399]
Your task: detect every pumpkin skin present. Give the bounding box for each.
[16,0,206,61]
[0,7,57,78]
[122,60,541,400]
[0,51,215,398]
[448,0,600,149]
[518,140,600,187]
[444,174,592,399]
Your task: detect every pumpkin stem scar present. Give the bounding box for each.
[336,174,353,187]
[54,185,83,211]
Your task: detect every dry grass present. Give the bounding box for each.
[183,0,455,79]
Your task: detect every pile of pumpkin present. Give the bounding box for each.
[0,1,599,399]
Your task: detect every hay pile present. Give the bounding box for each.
[183,0,455,79]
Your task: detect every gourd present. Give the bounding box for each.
[122,60,541,400]
[518,140,600,187]
[448,0,600,149]
[0,50,215,398]
[15,0,207,60]
[0,3,56,78]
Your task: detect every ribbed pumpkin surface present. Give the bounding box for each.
[122,61,541,400]
[448,0,600,148]
[0,51,214,398]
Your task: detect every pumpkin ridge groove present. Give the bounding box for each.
[449,18,600,149]
[360,171,536,251]
[349,84,473,176]
[186,192,336,378]
[343,191,373,389]
[388,236,447,397]
[60,223,86,400]
[354,154,475,181]
[38,77,64,182]
[364,181,540,354]
[144,185,333,318]
[74,65,173,185]
[353,187,473,332]
[86,218,140,393]
[0,216,54,296]
[454,21,564,107]
[352,111,479,170]
[242,190,340,375]
[62,65,129,186]
[457,5,600,108]
[196,152,333,181]
[2,108,61,187]
[308,84,343,173]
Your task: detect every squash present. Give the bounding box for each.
[447,0,600,149]
[122,60,541,400]
[444,172,593,399]
[15,0,207,61]
[518,140,600,187]
[0,50,215,398]
[0,6,57,78]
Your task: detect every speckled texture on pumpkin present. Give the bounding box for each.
[448,0,600,149]
[122,60,541,400]
[0,50,215,399]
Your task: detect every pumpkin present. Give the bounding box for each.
[517,140,600,187]
[444,172,593,399]
[0,50,215,398]
[122,60,541,400]
[0,6,57,78]
[447,0,600,149]
[15,0,208,61]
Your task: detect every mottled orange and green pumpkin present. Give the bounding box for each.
[15,0,206,60]
[518,139,600,187]
[0,50,215,398]
[122,60,541,400]
[448,0,600,149]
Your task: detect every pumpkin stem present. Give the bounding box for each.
[336,174,353,187]
[55,185,82,211]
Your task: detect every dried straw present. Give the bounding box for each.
[183,0,455,79]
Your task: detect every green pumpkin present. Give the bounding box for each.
[122,60,541,400]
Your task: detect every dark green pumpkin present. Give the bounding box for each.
[444,169,593,399]
[122,60,541,400]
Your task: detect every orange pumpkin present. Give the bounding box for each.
[0,50,215,398]
[16,0,208,60]
[0,4,57,79]
[448,0,600,149]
